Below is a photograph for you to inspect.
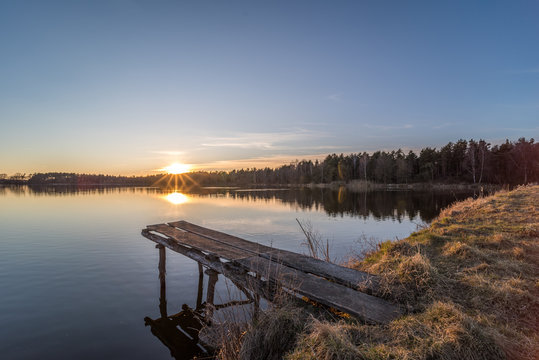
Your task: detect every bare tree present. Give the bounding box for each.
[466,139,478,184]
[477,140,490,184]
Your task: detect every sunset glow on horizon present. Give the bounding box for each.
[160,163,192,175]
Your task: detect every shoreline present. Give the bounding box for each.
[290,180,500,192]
[1,180,502,193]
[209,185,538,360]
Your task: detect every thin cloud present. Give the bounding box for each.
[506,67,539,74]
[200,129,328,149]
[297,121,329,126]
[364,123,413,130]
[497,103,539,109]
[150,150,185,156]
[201,141,273,149]
[328,93,343,102]
[193,153,330,171]
[497,126,539,132]
[432,122,454,129]
[307,145,352,150]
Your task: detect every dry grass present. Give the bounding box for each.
[348,185,539,359]
[286,319,364,360]
[297,218,333,262]
[205,321,246,360]
[362,243,438,310]
[287,301,505,360]
[284,301,507,359]
[215,185,539,359]
[239,305,307,360]
[198,280,251,360]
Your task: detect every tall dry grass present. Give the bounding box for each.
[296,218,332,262]
[348,185,539,359]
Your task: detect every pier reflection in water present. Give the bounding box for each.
[145,245,266,360]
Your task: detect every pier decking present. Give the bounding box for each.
[142,220,403,324]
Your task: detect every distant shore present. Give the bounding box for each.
[1,177,501,193]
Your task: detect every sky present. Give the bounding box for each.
[1,0,538,175]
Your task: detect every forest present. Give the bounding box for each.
[4,137,537,187]
[194,137,537,186]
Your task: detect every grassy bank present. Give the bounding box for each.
[223,185,538,360]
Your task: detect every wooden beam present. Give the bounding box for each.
[168,220,274,255]
[261,249,380,294]
[235,256,402,324]
[147,224,251,260]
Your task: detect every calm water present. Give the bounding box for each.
[0,185,473,359]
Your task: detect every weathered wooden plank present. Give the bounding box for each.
[235,256,402,324]
[142,229,277,301]
[169,220,274,255]
[260,249,380,294]
[147,224,251,260]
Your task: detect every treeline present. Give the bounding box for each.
[25,173,163,186]
[193,137,538,186]
[7,137,538,187]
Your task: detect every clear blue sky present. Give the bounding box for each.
[1,0,538,175]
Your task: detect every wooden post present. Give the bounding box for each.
[205,269,219,317]
[196,263,204,310]
[158,245,167,318]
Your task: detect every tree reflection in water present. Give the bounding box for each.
[18,185,478,223]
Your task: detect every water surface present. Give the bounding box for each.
[0,186,473,359]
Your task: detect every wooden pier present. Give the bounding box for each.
[142,220,403,324]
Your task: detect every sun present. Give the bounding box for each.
[154,162,197,190]
[161,163,192,175]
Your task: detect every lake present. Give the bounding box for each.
[0,185,474,359]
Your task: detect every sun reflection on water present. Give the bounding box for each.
[164,192,189,205]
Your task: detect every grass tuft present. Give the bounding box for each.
[387,301,505,360]
[286,320,365,360]
[239,305,307,360]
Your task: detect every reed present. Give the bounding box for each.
[296,218,332,263]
